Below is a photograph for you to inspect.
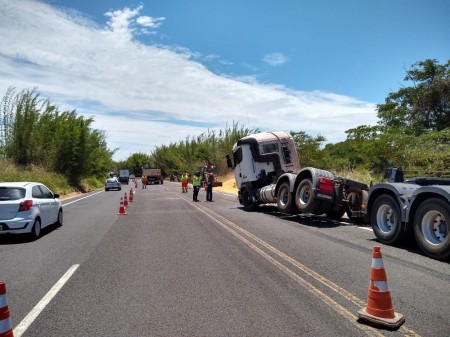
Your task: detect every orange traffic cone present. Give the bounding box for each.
[123,193,129,208]
[117,197,127,215]
[357,246,404,329]
[0,281,14,337]
[129,188,134,202]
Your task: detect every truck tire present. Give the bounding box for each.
[371,195,404,245]
[277,182,297,214]
[413,198,450,260]
[295,179,320,213]
[241,187,257,211]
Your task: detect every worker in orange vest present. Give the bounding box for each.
[181,172,189,193]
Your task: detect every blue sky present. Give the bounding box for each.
[1,0,449,161]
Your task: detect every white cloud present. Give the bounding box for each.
[136,15,165,28]
[0,0,378,161]
[263,52,289,66]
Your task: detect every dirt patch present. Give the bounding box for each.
[59,192,82,200]
[214,173,238,195]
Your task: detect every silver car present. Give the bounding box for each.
[105,177,121,191]
[0,182,63,239]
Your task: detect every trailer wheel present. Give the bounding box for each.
[277,182,297,214]
[371,195,405,245]
[414,198,450,260]
[295,179,320,213]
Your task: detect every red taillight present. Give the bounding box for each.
[318,177,334,195]
[18,200,33,212]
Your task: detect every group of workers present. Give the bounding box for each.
[180,161,216,202]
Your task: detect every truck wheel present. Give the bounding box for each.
[414,198,450,260]
[295,179,319,213]
[371,195,404,245]
[241,187,257,211]
[277,182,297,214]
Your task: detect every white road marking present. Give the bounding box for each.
[13,264,80,337]
[62,191,103,207]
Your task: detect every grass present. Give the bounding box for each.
[0,158,103,196]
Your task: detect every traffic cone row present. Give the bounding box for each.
[0,281,14,337]
[358,246,405,329]
[117,188,137,215]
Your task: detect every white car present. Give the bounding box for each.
[0,182,63,239]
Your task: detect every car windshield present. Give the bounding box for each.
[106,178,118,183]
[0,187,26,201]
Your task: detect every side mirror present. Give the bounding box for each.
[226,155,233,168]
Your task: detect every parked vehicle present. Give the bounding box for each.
[119,169,130,184]
[227,131,450,260]
[143,168,163,185]
[105,177,121,191]
[226,131,368,220]
[365,167,450,260]
[0,182,63,239]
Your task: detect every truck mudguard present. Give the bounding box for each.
[295,167,335,191]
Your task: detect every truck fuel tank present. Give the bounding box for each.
[259,184,277,204]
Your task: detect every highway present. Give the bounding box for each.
[1,180,449,336]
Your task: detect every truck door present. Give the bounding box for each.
[233,144,255,186]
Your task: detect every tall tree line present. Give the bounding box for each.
[147,122,257,177]
[0,88,114,185]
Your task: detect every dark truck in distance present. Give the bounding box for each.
[227,131,450,260]
[118,169,130,184]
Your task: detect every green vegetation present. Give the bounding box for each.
[0,59,449,195]
[1,87,114,191]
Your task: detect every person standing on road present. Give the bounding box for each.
[206,172,215,201]
[192,171,201,202]
[181,172,189,193]
[201,161,214,190]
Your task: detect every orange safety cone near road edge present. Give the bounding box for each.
[117,197,127,215]
[357,246,405,329]
[0,281,14,337]
[123,192,129,208]
[129,188,134,202]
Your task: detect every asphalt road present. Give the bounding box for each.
[1,180,449,337]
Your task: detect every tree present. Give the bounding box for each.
[290,131,326,168]
[377,59,450,134]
